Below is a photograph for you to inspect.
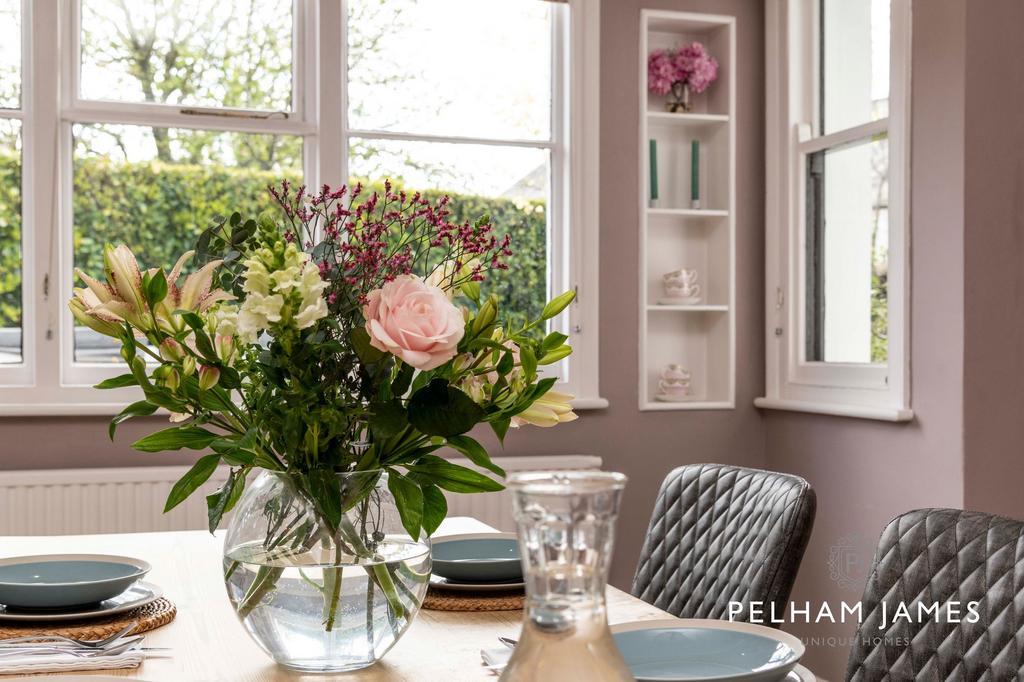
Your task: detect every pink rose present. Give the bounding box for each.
[363,275,465,370]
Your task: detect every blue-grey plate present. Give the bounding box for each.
[611,620,805,682]
[0,554,151,609]
[431,533,521,582]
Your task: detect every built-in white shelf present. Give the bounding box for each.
[647,304,729,312]
[647,207,729,219]
[647,111,730,127]
[639,10,736,412]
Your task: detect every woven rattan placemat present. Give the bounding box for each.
[0,597,177,640]
[422,587,524,612]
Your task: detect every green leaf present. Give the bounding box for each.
[145,269,168,306]
[541,332,569,353]
[490,417,511,445]
[132,426,219,453]
[407,379,485,437]
[206,469,246,533]
[538,345,573,365]
[519,345,537,380]
[305,469,342,529]
[446,434,506,477]
[350,326,386,364]
[541,290,576,320]
[109,400,159,440]
[421,484,448,536]
[408,455,504,493]
[496,348,514,375]
[370,400,408,440]
[390,363,415,397]
[164,454,220,512]
[95,373,138,390]
[387,470,423,540]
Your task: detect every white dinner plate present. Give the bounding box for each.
[0,581,162,622]
[429,573,525,592]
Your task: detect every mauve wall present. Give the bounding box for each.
[961,0,1024,521]
[763,1,970,679]
[0,0,768,591]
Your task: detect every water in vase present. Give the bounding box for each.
[224,539,430,673]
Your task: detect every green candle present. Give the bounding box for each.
[649,139,659,202]
[691,139,700,205]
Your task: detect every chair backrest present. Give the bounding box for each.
[846,508,1024,681]
[630,463,816,623]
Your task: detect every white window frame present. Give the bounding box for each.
[756,0,913,422]
[0,0,604,415]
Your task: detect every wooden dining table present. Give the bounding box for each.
[1,518,816,681]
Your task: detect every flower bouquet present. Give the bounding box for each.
[648,41,719,112]
[69,180,577,671]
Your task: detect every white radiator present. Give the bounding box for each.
[0,455,600,536]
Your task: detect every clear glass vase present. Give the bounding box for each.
[222,469,431,673]
[500,471,634,681]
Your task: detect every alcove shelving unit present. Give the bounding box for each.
[639,10,736,411]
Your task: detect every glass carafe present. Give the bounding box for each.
[500,471,634,681]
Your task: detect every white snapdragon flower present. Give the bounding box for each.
[294,262,329,329]
[238,292,285,342]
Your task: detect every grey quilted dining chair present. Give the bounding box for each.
[631,463,816,624]
[846,508,1024,682]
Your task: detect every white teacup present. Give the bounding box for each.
[658,379,691,396]
[662,364,691,383]
[663,269,699,287]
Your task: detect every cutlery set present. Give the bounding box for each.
[0,623,170,659]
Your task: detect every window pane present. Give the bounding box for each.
[0,118,21,364]
[80,0,293,111]
[350,138,549,325]
[821,0,889,134]
[72,123,302,362]
[805,135,888,364]
[347,0,553,140]
[0,0,20,109]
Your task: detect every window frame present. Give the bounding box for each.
[757,0,913,422]
[0,0,604,414]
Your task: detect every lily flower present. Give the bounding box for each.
[512,391,579,428]
[153,251,233,333]
[69,287,123,338]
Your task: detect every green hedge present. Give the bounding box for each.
[0,154,547,328]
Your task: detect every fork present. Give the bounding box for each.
[0,622,138,650]
[0,639,160,658]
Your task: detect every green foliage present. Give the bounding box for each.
[0,153,547,330]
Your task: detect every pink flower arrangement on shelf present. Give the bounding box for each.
[647,41,719,112]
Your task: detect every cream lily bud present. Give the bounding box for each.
[181,355,196,377]
[511,391,578,428]
[102,244,147,316]
[160,338,186,362]
[215,334,235,364]
[164,368,180,392]
[198,365,220,390]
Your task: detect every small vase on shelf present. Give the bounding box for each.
[666,81,692,113]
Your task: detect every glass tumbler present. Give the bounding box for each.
[500,471,634,681]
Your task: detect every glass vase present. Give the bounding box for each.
[667,81,692,112]
[222,469,431,673]
[500,471,634,681]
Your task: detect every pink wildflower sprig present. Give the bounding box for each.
[266,180,515,308]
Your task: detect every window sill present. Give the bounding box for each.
[572,397,609,410]
[754,397,913,423]
[0,396,611,417]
